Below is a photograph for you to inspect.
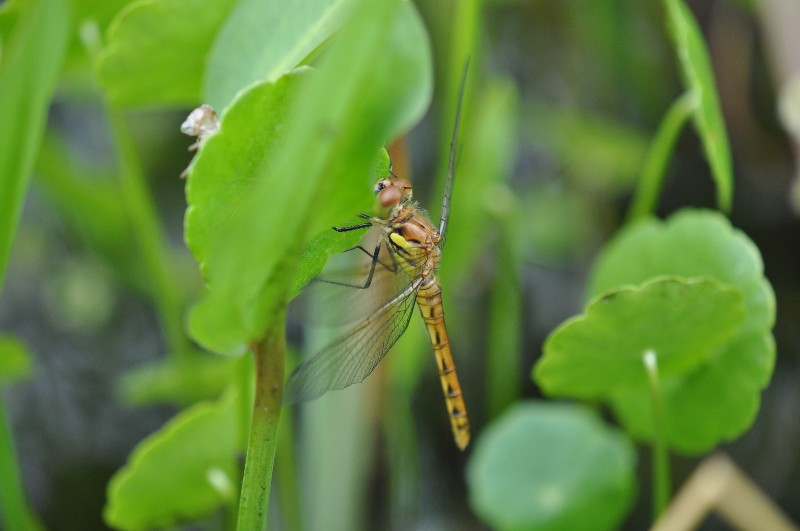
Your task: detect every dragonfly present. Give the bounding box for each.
[285,68,470,450]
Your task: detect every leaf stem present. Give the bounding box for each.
[275,406,302,531]
[643,349,671,519]
[105,105,190,360]
[237,312,286,531]
[627,92,695,223]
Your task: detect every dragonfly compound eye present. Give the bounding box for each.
[378,185,403,208]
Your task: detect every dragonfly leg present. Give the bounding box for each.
[342,245,397,273]
[314,240,385,289]
[333,222,371,232]
[332,213,378,233]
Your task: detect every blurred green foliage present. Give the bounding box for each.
[0,0,796,529]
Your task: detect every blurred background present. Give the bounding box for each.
[1,0,800,529]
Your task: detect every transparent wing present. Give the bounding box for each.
[284,278,421,403]
[296,233,427,327]
[298,244,407,326]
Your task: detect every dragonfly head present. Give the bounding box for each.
[373,177,412,216]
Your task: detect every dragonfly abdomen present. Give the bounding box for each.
[416,279,470,450]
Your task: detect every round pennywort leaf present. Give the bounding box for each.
[467,402,636,531]
[535,277,745,398]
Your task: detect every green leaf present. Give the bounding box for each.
[611,332,775,453]
[204,0,349,110]
[664,0,733,211]
[589,209,773,335]
[0,336,34,387]
[185,70,388,298]
[289,152,391,299]
[0,0,69,294]
[467,402,636,531]
[184,69,310,271]
[578,209,775,453]
[104,392,239,530]
[186,0,432,355]
[535,277,745,396]
[95,0,237,107]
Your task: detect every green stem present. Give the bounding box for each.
[105,106,189,360]
[627,92,695,223]
[643,350,670,519]
[237,313,286,531]
[275,405,301,531]
[0,394,42,531]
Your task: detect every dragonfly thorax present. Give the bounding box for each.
[392,207,439,247]
[384,205,442,278]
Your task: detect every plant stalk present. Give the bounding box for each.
[275,405,301,531]
[237,312,286,530]
[627,92,695,223]
[643,349,671,518]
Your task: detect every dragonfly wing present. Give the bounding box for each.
[299,251,408,327]
[284,278,421,403]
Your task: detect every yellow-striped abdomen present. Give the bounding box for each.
[416,279,470,450]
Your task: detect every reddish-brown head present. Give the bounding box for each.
[373,177,413,212]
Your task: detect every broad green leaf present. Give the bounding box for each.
[104,392,239,530]
[0,0,69,294]
[187,0,432,355]
[204,0,349,110]
[589,209,773,335]
[185,69,388,298]
[288,207,371,301]
[664,0,733,211]
[581,209,775,453]
[467,402,636,531]
[185,69,310,271]
[0,336,33,386]
[535,277,745,396]
[611,332,775,453]
[95,0,237,107]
